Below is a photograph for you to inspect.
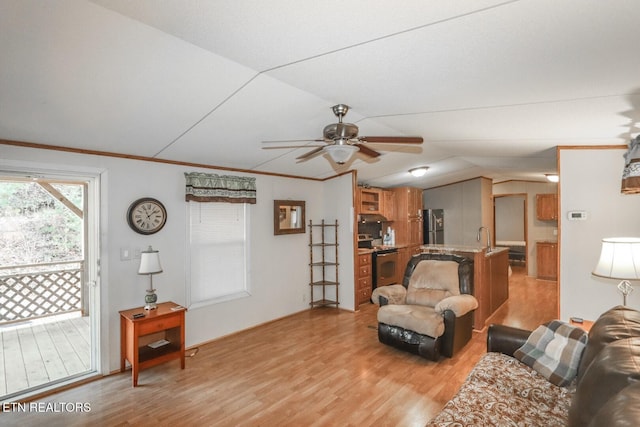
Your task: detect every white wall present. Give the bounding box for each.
[423,177,491,246]
[321,173,356,310]
[0,144,355,373]
[559,147,640,321]
[494,196,525,241]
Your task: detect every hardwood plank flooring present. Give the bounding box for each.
[0,314,90,398]
[1,267,556,426]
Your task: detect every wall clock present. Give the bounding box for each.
[127,197,167,235]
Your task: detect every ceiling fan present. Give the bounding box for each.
[262,104,423,164]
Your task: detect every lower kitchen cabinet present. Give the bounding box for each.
[356,253,372,305]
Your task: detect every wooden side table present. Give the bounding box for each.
[120,301,186,386]
[570,319,594,333]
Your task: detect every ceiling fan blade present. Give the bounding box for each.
[360,136,423,144]
[296,146,325,161]
[356,144,381,158]
[262,145,324,150]
[262,139,325,144]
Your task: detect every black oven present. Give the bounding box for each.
[372,248,399,289]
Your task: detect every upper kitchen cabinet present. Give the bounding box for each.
[358,187,381,215]
[381,190,395,220]
[357,187,395,220]
[536,193,558,221]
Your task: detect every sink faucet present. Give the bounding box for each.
[477,226,492,252]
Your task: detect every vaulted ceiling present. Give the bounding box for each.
[1,1,639,188]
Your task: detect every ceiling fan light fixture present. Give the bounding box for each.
[409,166,429,177]
[546,173,559,183]
[324,144,358,164]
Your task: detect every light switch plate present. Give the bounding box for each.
[120,247,131,261]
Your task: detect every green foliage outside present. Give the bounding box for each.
[0,181,83,268]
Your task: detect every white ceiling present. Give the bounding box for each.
[1,0,639,188]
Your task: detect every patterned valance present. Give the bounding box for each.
[185,172,256,204]
[622,136,640,194]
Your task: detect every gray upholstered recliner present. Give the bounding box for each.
[371,253,476,361]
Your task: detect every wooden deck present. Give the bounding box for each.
[0,313,90,398]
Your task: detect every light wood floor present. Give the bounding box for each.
[1,266,557,426]
[0,313,90,398]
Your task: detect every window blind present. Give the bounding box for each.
[187,202,249,306]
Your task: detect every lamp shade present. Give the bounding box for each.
[324,144,358,164]
[593,238,640,280]
[138,246,163,275]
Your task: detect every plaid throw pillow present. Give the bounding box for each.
[514,320,588,387]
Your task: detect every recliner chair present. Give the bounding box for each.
[371,253,476,361]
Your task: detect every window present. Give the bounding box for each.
[187,202,250,307]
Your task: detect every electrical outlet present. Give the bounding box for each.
[302,293,307,303]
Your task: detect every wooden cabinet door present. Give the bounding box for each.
[536,242,558,280]
[408,218,423,246]
[356,253,372,305]
[381,190,395,220]
[536,194,558,221]
[392,187,423,246]
[408,187,423,219]
[396,247,411,283]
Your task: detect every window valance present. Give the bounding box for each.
[622,136,640,194]
[185,172,256,204]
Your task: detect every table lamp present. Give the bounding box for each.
[593,237,640,305]
[138,246,163,310]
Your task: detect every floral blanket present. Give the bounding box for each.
[426,352,573,426]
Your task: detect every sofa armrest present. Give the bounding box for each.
[371,284,406,306]
[486,324,531,356]
[435,294,478,317]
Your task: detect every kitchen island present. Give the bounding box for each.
[421,245,509,330]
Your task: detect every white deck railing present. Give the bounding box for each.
[0,260,83,324]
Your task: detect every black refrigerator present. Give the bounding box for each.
[423,209,444,244]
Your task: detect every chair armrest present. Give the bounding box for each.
[486,324,532,356]
[371,285,406,306]
[435,294,478,317]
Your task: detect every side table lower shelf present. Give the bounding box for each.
[120,301,186,387]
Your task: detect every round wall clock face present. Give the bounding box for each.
[127,198,167,235]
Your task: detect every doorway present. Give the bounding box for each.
[493,194,527,270]
[0,173,100,400]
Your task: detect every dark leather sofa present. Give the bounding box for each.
[428,305,640,426]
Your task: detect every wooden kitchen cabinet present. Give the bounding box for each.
[407,218,422,246]
[381,190,395,220]
[536,241,558,280]
[358,187,382,214]
[536,194,558,221]
[356,252,372,305]
[392,187,423,246]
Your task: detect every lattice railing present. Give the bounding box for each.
[0,261,83,323]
